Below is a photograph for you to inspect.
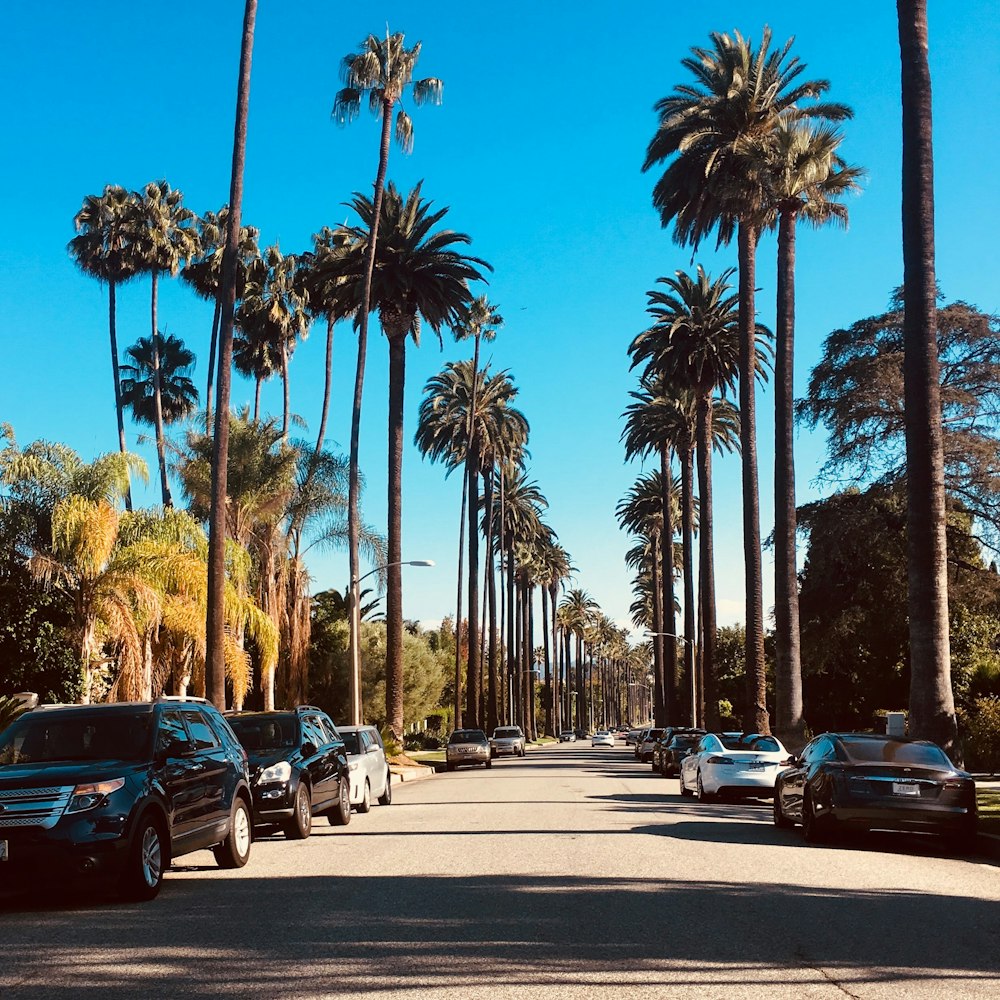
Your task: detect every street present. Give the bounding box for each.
[2,741,1000,999]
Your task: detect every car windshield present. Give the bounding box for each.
[494,729,520,738]
[839,737,951,767]
[645,729,665,741]
[718,734,750,750]
[450,730,486,744]
[227,714,298,750]
[746,736,782,752]
[0,711,154,765]
[670,736,700,749]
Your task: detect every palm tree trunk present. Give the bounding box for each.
[149,270,173,508]
[253,377,262,422]
[206,0,257,710]
[541,585,551,736]
[385,333,406,742]
[205,296,221,432]
[775,208,805,742]
[551,584,560,735]
[280,337,290,442]
[347,93,395,728]
[527,585,536,739]
[650,532,665,725]
[660,446,678,722]
[465,443,481,728]
[696,390,717,729]
[107,280,132,511]
[484,467,499,731]
[314,316,335,455]
[681,443,696,725]
[575,633,584,731]
[897,0,955,753]
[737,221,769,735]
[507,542,517,726]
[454,470,466,730]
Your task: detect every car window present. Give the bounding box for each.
[698,735,721,752]
[157,711,190,755]
[339,731,361,755]
[318,716,341,744]
[180,709,220,750]
[449,730,487,743]
[360,730,372,751]
[839,737,951,767]
[301,716,327,748]
[227,714,297,749]
[801,738,827,765]
[0,711,155,765]
[748,736,781,752]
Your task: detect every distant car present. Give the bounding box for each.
[227,707,352,838]
[773,732,978,850]
[636,728,665,763]
[558,731,577,743]
[336,725,392,812]
[591,731,615,748]
[624,728,643,747]
[490,726,526,758]
[656,730,705,777]
[446,729,491,771]
[680,732,789,801]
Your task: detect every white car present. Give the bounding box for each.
[679,732,789,801]
[591,730,615,748]
[336,725,392,812]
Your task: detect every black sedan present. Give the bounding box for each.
[227,707,352,838]
[655,730,705,777]
[773,732,978,850]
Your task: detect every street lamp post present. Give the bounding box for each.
[348,559,434,725]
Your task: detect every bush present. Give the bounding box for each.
[403,731,443,751]
[959,696,1000,774]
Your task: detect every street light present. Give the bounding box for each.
[348,559,435,725]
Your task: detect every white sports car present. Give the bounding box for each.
[679,732,789,801]
[591,730,615,748]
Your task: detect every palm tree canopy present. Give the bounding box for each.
[68,185,141,285]
[237,244,310,362]
[130,180,200,277]
[181,206,261,301]
[455,295,504,345]
[120,333,199,427]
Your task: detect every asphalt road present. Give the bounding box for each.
[2,741,1000,999]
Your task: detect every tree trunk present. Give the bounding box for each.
[454,470,466,730]
[737,221,770,735]
[385,333,406,742]
[650,531,665,725]
[107,280,132,511]
[774,208,805,742]
[149,270,172,508]
[507,542,517,727]
[575,633,584,731]
[465,442,481,728]
[696,390,717,729]
[205,295,221,432]
[280,336,290,442]
[206,0,257,712]
[897,0,955,753]
[315,316,335,455]
[660,446,678,723]
[485,467,499,731]
[680,443,697,726]
[541,585,552,736]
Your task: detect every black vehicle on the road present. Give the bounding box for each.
[0,698,253,901]
[652,728,706,776]
[773,732,978,850]
[226,707,351,838]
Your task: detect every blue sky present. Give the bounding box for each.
[1,2,997,636]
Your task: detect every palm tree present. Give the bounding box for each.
[323,183,489,741]
[206,0,258,711]
[233,317,280,421]
[897,0,955,752]
[332,33,442,726]
[68,185,142,509]
[129,180,200,507]
[119,334,199,428]
[643,28,850,736]
[762,122,863,741]
[532,539,572,736]
[559,588,599,732]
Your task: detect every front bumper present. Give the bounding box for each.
[0,820,130,887]
[251,781,296,824]
[490,743,522,757]
[447,749,490,766]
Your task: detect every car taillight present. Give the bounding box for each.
[705,756,734,765]
[942,780,965,790]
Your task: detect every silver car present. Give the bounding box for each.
[446,729,492,771]
[336,725,392,812]
[490,726,526,758]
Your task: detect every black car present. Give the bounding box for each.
[226,707,351,838]
[653,728,706,776]
[773,732,978,850]
[0,697,253,901]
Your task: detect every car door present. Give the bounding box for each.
[783,738,822,821]
[155,709,206,848]
[301,714,337,811]
[317,714,348,810]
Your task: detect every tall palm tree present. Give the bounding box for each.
[233,316,280,421]
[643,28,849,736]
[559,588,598,732]
[206,0,258,711]
[897,0,955,752]
[325,183,489,741]
[119,333,199,428]
[533,538,572,736]
[332,33,442,725]
[763,122,863,741]
[68,185,142,510]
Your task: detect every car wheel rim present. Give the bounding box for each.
[234,805,251,856]
[298,790,310,827]
[141,825,162,888]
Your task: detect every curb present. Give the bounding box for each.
[389,764,435,783]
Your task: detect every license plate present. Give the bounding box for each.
[748,762,765,771]
[0,840,7,862]
[893,782,920,796]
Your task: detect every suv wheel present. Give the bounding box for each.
[213,796,252,868]
[120,814,165,902]
[284,783,312,840]
[328,777,352,826]
[378,771,392,806]
[357,780,371,814]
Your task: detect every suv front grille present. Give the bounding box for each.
[0,786,74,829]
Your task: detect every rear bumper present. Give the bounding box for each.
[712,771,781,796]
[829,801,976,834]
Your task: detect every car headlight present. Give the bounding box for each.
[258,761,292,784]
[67,778,125,813]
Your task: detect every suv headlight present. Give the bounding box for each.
[258,761,292,784]
[67,778,125,813]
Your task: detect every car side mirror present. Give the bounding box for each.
[301,741,318,759]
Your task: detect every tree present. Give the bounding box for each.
[119,334,199,428]
[897,0,954,751]
[643,28,849,736]
[68,185,141,509]
[332,31,443,728]
[559,588,599,732]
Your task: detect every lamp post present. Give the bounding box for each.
[348,559,434,725]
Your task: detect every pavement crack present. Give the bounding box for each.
[794,948,864,1000]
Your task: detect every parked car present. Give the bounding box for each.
[0,697,252,901]
[656,730,705,777]
[680,732,788,801]
[490,726,526,758]
[558,730,577,743]
[226,707,351,838]
[624,728,644,747]
[591,731,615,748]
[336,725,392,811]
[636,728,665,763]
[446,729,491,770]
[773,732,978,850]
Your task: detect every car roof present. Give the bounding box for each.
[30,702,156,716]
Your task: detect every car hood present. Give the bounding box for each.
[245,749,294,774]
[0,759,146,789]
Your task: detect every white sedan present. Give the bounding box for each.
[679,732,789,801]
[591,730,615,748]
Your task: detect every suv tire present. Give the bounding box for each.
[213,796,252,868]
[357,780,371,814]
[378,771,392,806]
[284,783,312,840]
[328,778,352,826]
[120,813,166,902]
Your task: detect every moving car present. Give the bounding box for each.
[227,707,352,837]
[558,730,577,743]
[446,729,491,771]
[0,697,253,901]
[337,725,392,811]
[773,732,978,849]
[624,728,644,747]
[490,726,526,758]
[680,732,788,800]
[591,730,615,748]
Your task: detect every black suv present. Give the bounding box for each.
[226,707,351,838]
[0,697,253,901]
